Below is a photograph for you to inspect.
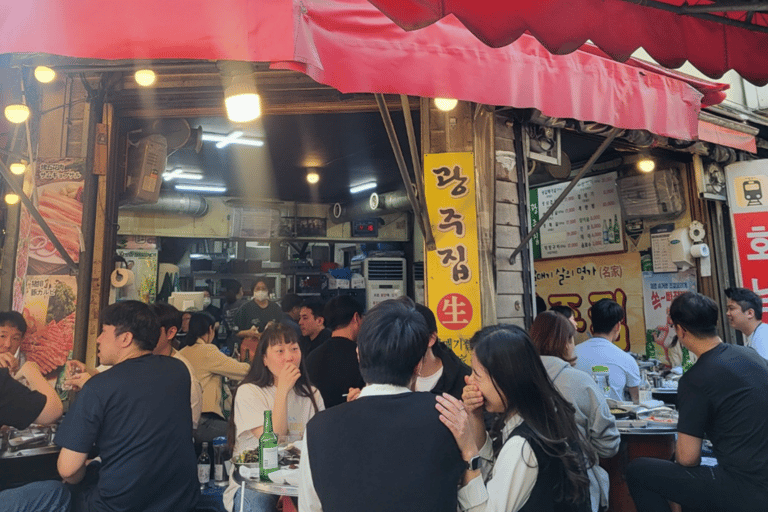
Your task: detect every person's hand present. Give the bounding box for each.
[66,359,90,375]
[461,375,484,416]
[436,393,479,460]
[346,387,362,402]
[0,352,19,374]
[65,371,92,392]
[276,363,301,395]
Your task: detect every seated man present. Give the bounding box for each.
[725,287,767,359]
[298,300,331,356]
[299,298,465,512]
[573,299,640,403]
[626,292,768,512]
[305,295,366,407]
[55,300,199,512]
[0,314,69,512]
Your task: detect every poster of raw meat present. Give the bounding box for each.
[20,275,77,378]
[642,270,697,367]
[27,158,85,275]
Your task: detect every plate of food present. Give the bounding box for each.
[610,407,631,419]
[645,415,678,428]
[233,449,259,477]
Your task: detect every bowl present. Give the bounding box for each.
[609,407,631,419]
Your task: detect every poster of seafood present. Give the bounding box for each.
[20,275,77,378]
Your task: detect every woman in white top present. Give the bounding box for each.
[436,325,594,512]
[224,322,324,512]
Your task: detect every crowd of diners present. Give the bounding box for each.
[1,286,767,512]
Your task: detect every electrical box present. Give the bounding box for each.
[124,134,167,204]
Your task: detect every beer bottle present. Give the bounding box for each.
[198,442,211,491]
[259,410,279,481]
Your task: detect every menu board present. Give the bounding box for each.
[530,172,624,260]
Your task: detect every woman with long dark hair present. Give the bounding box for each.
[530,312,619,512]
[437,324,594,512]
[223,322,323,512]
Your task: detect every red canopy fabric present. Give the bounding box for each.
[368,0,768,86]
[0,0,724,140]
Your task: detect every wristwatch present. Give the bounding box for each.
[465,454,481,471]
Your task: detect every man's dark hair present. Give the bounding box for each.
[324,295,365,331]
[414,303,438,334]
[536,294,547,315]
[301,300,325,320]
[223,279,243,304]
[670,292,719,338]
[152,302,182,331]
[357,298,429,387]
[725,287,762,318]
[0,311,27,335]
[550,305,574,320]
[590,299,624,335]
[281,293,303,313]
[101,300,160,352]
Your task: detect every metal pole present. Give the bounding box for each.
[399,94,436,251]
[72,86,104,362]
[374,94,434,250]
[509,127,620,265]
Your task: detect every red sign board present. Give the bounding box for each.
[436,293,473,331]
[733,212,768,323]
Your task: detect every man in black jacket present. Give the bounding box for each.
[299,298,465,512]
[413,303,471,399]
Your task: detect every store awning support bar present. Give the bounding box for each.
[398,94,436,252]
[374,93,436,252]
[508,127,620,265]
[0,160,79,273]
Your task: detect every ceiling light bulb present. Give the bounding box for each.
[4,104,30,124]
[225,93,261,123]
[5,193,20,205]
[34,66,56,83]
[10,162,26,175]
[434,98,458,112]
[134,69,156,87]
[637,159,655,173]
[306,171,320,184]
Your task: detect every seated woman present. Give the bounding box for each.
[224,322,324,512]
[437,324,594,512]
[180,312,250,444]
[530,311,620,512]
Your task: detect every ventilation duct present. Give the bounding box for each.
[119,193,208,217]
[330,190,412,223]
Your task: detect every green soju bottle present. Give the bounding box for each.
[259,410,279,481]
[645,332,657,360]
[681,347,693,373]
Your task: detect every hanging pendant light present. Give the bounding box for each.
[224,75,261,123]
[4,104,30,124]
[34,66,56,83]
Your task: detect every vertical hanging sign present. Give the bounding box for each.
[424,152,482,362]
[725,160,768,322]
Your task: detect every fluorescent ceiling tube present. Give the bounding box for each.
[350,182,377,194]
[175,184,227,194]
[202,132,264,148]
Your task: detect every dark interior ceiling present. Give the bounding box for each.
[103,63,419,204]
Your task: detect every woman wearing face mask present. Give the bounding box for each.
[436,324,595,512]
[530,312,619,512]
[180,312,251,443]
[223,323,323,512]
[202,287,222,324]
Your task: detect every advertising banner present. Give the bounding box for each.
[535,252,644,353]
[114,249,159,304]
[725,160,768,322]
[424,152,481,362]
[642,270,697,367]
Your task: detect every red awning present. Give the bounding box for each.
[698,119,757,153]
[0,0,725,140]
[368,0,768,86]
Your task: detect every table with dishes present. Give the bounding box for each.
[0,424,62,490]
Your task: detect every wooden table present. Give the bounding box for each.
[600,428,676,512]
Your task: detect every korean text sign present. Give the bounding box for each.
[725,161,768,322]
[424,153,482,362]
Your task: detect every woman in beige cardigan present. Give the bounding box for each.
[180,312,250,443]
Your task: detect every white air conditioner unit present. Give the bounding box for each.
[351,257,406,310]
[414,261,425,305]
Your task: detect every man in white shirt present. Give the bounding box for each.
[725,287,768,360]
[574,299,640,403]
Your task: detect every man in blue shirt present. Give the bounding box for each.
[55,300,199,512]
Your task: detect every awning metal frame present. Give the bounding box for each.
[620,0,768,34]
[374,93,437,251]
[508,126,620,265]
